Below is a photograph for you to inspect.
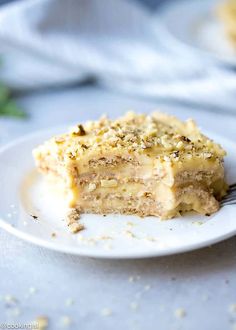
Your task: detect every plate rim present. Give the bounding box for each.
[0,126,236,259]
[1,214,236,259]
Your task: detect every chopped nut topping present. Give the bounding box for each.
[180,136,191,143]
[72,124,86,136]
[172,151,179,158]
[81,143,88,149]
[35,112,226,166]
[163,155,170,162]
[176,141,184,150]
[203,152,212,159]
[55,137,65,144]
[88,183,97,192]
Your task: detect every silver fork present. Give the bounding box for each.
[221,184,236,206]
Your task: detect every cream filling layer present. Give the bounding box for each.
[70,175,221,218]
[36,154,225,218]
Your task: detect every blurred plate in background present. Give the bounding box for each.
[155,0,236,66]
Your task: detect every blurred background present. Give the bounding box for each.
[0,0,235,133]
[0,0,176,7]
[1,1,236,329]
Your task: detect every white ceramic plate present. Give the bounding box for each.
[156,0,236,66]
[0,127,236,259]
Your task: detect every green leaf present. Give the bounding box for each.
[0,100,27,118]
[0,83,10,103]
[0,57,27,119]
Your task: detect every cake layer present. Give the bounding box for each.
[33,112,227,219]
[74,179,221,219]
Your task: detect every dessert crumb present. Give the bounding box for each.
[66,209,85,234]
[159,305,166,312]
[10,307,21,317]
[128,275,140,283]
[4,294,17,305]
[127,221,135,227]
[60,316,72,327]
[29,287,37,294]
[130,302,139,311]
[69,222,85,234]
[104,243,113,250]
[144,284,151,291]
[232,323,236,330]
[174,308,186,318]
[30,214,38,220]
[229,304,236,313]
[145,236,157,242]
[35,316,48,330]
[67,208,81,224]
[192,221,203,226]
[65,298,74,306]
[124,230,136,238]
[101,308,112,317]
[202,294,209,301]
[135,292,142,299]
[129,276,134,283]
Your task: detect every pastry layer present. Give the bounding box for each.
[33,112,227,219]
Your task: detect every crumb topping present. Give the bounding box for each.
[34,112,226,164]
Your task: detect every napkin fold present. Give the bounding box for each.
[0,0,235,111]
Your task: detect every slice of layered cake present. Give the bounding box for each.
[33,112,227,219]
[218,0,236,48]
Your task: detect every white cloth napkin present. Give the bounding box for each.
[0,0,235,111]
